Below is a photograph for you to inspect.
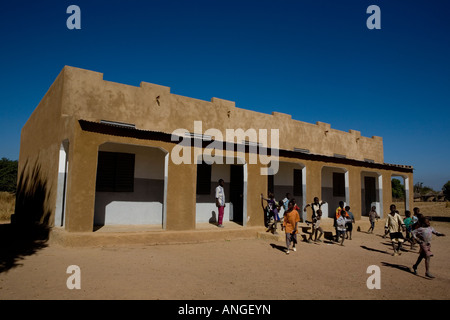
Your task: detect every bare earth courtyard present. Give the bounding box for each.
[0,215,449,300]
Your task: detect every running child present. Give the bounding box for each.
[367,206,379,234]
[411,217,445,279]
[385,204,406,256]
[304,197,326,243]
[261,192,281,234]
[313,209,324,242]
[336,211,352,246]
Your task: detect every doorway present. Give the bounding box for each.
[364,176,377,216]
[195,161,247,226]
[321,166,349,219]
[391,174,410,212]
[230,165,244,224]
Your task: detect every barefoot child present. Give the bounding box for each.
[409,207,423,248]
[368,206,379,234]
[385,204,406,256]
[304,197,326,243]
[313,209,324,242]
[412,217,445,278]
[336,211,352,246]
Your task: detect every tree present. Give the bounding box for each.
[414,181,435,195]
[0,158,18,193]
[391,178,405,200]
[414,182,423,193]
[443,181,450,201]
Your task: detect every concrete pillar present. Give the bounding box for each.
[64,131,98,232]
[304,161,322,221]
[348,167,362,219]
[165,161,197,231]
[246,162,267,227]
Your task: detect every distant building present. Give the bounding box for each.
[14,66,414,232]
[414,192,422,202]
[419,191,446,202]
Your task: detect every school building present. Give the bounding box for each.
[14,66,414,233]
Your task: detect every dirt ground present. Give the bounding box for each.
[1,217,449,300]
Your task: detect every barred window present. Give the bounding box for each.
[333,172,345,197]
[96,151,135,192]
[293,169,303,196]
[196,163,212,195]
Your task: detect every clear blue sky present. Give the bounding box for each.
[0,0,449,190]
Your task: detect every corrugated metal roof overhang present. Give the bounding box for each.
[78,119,413,173]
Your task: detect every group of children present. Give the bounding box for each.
[261,192,306,254]
[382,204,445,278]
[261,193,356,253]
[333,201,356,246]
[261,192,446,278]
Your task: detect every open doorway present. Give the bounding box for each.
[391,174,410,214]
[267,161,306,220]
[195,160,246,226]
[229,165,244,224]
[361,171,383,218]
[321,166,349,219]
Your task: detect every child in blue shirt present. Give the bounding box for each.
[403,210,414,249]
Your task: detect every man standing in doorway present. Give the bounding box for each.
[216,179,226,228]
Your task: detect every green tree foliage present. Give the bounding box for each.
[443,181,450,201]
[391,178,405,200]
[0,158,18,193]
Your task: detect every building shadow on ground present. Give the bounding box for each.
[0,159,51,274]
[0,223,49,273]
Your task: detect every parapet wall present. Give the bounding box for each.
[59,66,384,163]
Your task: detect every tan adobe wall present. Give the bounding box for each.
[15,70,72,225]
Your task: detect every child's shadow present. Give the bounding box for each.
[361,245,389,255]
[358,230,375,235]
[381,262,430,280]
[270,243,286,253]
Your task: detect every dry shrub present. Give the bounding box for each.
[0,192,15,221]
